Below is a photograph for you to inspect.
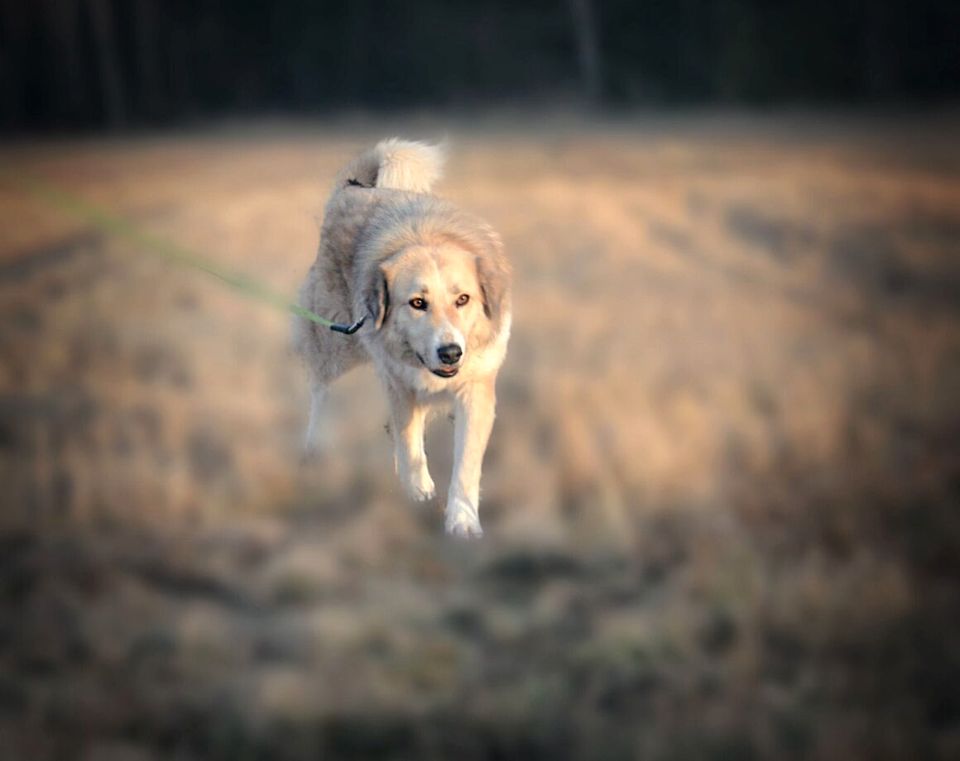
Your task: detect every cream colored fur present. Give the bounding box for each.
[294,139,512,538]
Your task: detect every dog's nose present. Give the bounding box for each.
[437,343,463,366]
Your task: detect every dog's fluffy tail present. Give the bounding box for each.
[338,138,445,193]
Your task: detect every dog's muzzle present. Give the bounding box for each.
[417,346,462,378]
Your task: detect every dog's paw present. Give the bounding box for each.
[402,467,436,502]
[445,498,483,539]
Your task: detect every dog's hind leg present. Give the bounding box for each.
[303,383,331,458]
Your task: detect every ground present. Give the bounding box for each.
[1,114,959,760]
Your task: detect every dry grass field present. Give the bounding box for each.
[1,114,959,760]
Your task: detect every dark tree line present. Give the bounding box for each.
[1,0,957,131]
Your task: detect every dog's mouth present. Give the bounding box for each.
[416,353,459,378]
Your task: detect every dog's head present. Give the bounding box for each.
[363,239,508,379]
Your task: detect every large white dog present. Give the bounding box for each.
[294,139,512,537]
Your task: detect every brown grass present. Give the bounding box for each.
[1,114,959,760]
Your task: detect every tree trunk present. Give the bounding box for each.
[862,6,897,99]
[167,8,192,116]
[44,0,85,123]
[87,0,126,127]
[0,0,30,128]
[345,0,371,101]
[133,0,163,118]
[566,0,602,105]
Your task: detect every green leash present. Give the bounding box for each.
[5,171,366,334]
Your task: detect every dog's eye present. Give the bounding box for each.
[409,297,427,310]
[455,294,470,307]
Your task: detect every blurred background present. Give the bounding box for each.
[2,2,960,760]
[2,0,960,128]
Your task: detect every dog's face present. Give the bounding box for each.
[369,244,490,379]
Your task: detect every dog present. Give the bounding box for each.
[294,139,511,538]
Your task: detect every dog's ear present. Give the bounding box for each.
[364,265,390,330]
[475,247,511,335]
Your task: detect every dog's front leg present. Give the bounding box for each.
[446,378,496,538]
[387,384,435,501]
